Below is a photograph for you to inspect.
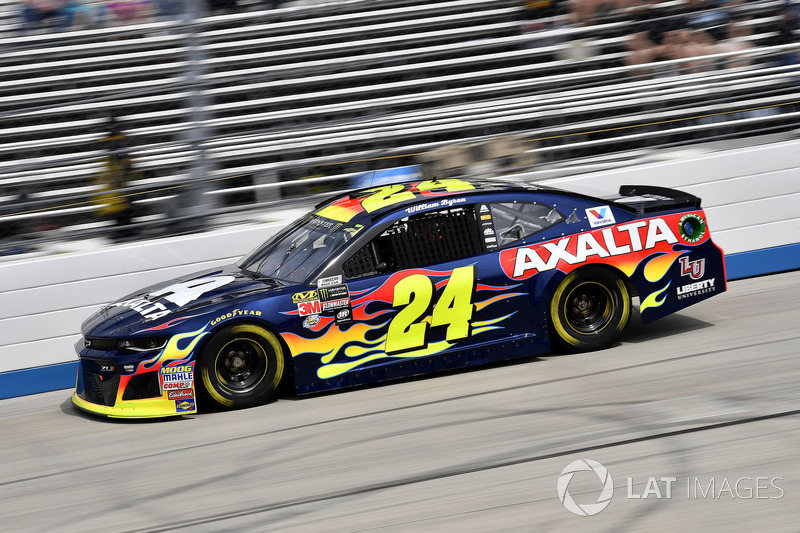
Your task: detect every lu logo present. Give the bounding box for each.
[679,256,706,280]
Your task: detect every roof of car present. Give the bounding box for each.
[312,178,556,224]
[312,178,703,224]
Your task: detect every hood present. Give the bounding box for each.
[82,265,285,338]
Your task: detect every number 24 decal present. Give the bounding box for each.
[385,266,475,354]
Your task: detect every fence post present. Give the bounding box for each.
[174,0,215,231]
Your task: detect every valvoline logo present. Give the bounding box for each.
[585,205,616,228]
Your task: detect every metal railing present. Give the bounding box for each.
[0,0,796,253]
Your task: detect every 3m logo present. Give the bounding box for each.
[585,205,616,228]
[679,256,706,280]
[297,300,322,316]
[292,290,318,303]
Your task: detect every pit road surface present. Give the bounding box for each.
[1,271,798,532]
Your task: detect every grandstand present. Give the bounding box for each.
[0,0,797,252]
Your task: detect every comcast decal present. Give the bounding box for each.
[557,459,614,516]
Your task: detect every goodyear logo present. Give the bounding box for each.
[210,308,262,326]
[292,290,318,303]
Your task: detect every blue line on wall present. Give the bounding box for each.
[725,242,800,280]
[0,361,78,400]
[0,243,798,400]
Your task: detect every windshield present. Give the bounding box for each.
[239,215,363,283]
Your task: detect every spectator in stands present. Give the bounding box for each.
[771,1,800,66]
[70,1,102,30]
[93,115,143,242]
[623,1,691,77]
[154,0,183,20]
[623,23,664,77]
[102,1,153,26]
[661,29,717,73]
[569,0,636,26]
[208,0,238,15]
[716,19,754,69]
[19,0,77,33]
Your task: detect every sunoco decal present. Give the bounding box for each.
[175,399,196,413]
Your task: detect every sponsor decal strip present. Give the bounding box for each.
[500,212,709,280]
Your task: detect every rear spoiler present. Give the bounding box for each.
[614,185,702,214]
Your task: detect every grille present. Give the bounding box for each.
[81,371,120,407]
[122,372,161,401]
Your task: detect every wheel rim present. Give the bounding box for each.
[563,281,614,334]
[214,337,268,393]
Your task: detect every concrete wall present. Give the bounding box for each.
[540,139,800,259]
[1,139,798,398]
[0,221,291,398]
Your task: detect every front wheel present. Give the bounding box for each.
[549,267,631,352]
[197,323,286,410]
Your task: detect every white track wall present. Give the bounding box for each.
[0,221,289,374]
[540,139,800,257]
[0,139,798,393]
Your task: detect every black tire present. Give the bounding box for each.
[197,323,286,410]
[549,267,631,352]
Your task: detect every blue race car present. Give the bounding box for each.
[72,179,726,418]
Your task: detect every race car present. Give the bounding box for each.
[72,178,726,418]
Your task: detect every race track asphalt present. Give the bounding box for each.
[1,270,798,532]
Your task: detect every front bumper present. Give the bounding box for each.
[72,356,198,418]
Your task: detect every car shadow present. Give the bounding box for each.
[620,306,715,344]
[62,309,714,418]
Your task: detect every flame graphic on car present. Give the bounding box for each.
[283,272,525,380]
[140,324,209,371]
[643,250,687,283]
[640,282,671,312]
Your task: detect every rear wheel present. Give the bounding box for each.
[197,323,286,410]
[549,267,631,352]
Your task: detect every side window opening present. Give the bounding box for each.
[343,207,482,279]
[490,202,564,247]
